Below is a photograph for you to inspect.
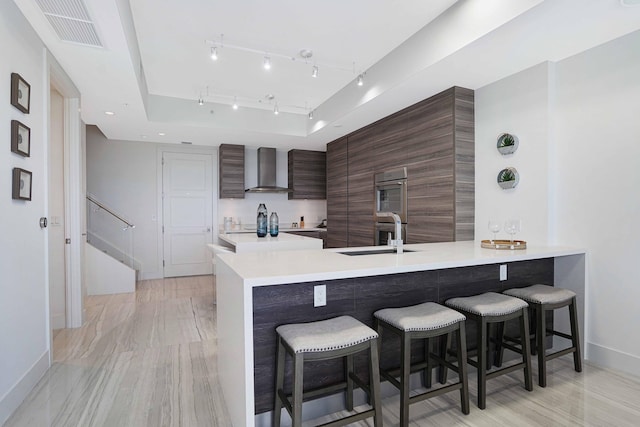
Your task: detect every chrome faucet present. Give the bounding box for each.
[378,212,403,254]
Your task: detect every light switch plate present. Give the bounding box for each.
[314,285,326,307]
[500,264,507,281]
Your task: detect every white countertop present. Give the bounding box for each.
[220,226,325,233]
[217,241,585,287]
[218,232,323,254]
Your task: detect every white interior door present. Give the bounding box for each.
[162,152,214,277]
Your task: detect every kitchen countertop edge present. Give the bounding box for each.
[217,241,586,287]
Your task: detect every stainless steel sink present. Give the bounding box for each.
[338,249,415,256]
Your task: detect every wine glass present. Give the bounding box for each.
[488,220,501,243]
[504,219,521,245]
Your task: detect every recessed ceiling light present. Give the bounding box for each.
[104,111,115,115]
[620,0,640,6]
[158,132,166,136]
[141,135,147,139]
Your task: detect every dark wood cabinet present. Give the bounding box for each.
[325,86,475,246]
[287,149,326,200]
[218,144,245,199]
[326,138,348,248]
[347,128,376,247]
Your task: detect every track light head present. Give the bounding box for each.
[274,103,279,115]
[356,74,364,86]
[263,56,272,70]
[198,97,204,106]
[312,65,319,78]
[210,46,218,61]
[308,110,314,120]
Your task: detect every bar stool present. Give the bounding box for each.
[503,284,582,387]
[445,292,533,409]
[273,315,382,427]
[374,302,469,426]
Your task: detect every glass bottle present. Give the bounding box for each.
[257,203,268,237]
[269,212,279,237]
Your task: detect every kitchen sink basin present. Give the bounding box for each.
[338,248,416,256]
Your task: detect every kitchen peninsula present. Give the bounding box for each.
[215,241,585,427]
[218,232,323,253]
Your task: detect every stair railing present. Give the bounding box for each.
[86,194,137,270]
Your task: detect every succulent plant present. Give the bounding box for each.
[499,133,515,147]
[500,168,515,182]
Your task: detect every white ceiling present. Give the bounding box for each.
[12,0,640,150]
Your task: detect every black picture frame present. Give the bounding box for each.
[12,168,32,201]
[11,73,30,114]
[11,120,30,157]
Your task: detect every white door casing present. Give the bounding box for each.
[162,152,214,277]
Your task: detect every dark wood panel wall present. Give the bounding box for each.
[218,144,245,199]
[326,137,348,248]
[288,149,326,200]
[252,258,554,413]
[326,86,475,247]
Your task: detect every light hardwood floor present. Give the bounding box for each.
[4,276,640,426]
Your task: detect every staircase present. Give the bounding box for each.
[86,195,138,295]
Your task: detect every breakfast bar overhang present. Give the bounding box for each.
[215,241,586,427]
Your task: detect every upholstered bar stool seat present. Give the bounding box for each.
[503,285,582,387]
[273,316,382,427]
[374,302,469,427]
[445,292,533,409]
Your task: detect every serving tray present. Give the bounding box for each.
[481,239,527,250]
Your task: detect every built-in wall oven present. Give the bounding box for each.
[374,167,408,223]
[374,167,408,245]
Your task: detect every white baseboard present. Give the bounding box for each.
[51,313,65,330]
[138,271,163,281]
[0,350,50,425]
[587,342,640,378]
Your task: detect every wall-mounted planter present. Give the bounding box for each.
[497,133,519,155]
[497,167,519,189]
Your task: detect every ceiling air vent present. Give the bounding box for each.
[36,0,103,48]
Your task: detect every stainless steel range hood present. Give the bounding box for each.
[245,147,292,193]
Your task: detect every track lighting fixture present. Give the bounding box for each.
[273,103,279,115]
[210,46,218,61]
[198,97,204,106]
[308,110,314,120]
[356,74,364,86]
[312,65,319,78]
[263,56,272,70]
[232,96,238,110]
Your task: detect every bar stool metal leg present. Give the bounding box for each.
[457,322,470,415]
[273,336,285,427]
[292,353,303,427]
[569,297,583,373]
[521,308,534,391]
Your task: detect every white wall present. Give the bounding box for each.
[475,30,640,376]
[554,30,640,372]
[86,126,161,279]
[475,61,552,244]
[0,1,49,423]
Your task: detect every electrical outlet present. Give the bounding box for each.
[314,285,326,307]
[500,264,507,281]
